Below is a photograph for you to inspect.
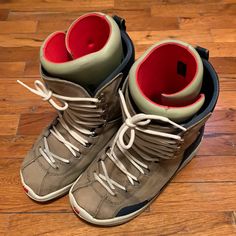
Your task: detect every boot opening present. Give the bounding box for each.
[136,42,198,106]
[66,13,110,59]
[43,13,111,63]
[43,31,72,63]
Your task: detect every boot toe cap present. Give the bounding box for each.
[21,158,47,198]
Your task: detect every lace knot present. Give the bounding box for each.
[17,79,68,111]
[42,90,53,101]
[125,118,136,128]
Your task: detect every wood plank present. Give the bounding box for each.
[199,133,236,156]
[7,10,91,21]
[7,9,148,21]
[211,29,236,42]
[0,115,19,135]
[200,43,236,57]
[37,16,179,33]
[155,182,236,212]
[23,60,40,77]
[0,9,9,20]
[218,78,236,91]
[210,57,236,74]
[217,91,236,110]
[179,15,236,30]
[7,10,178,31]
[36,19,71,33]
[114,0,158,9]
[151,3,236,17]
[0,135,37,158]
[0,99,52,115]
[0,212,236,236]
[0,0,114,11]
[206,57,236,74]
[135,43,236,58]
[8,10,173,31]
[129,30,213,46]
[0,21,37,33]
[219,74,236,79]
[206,109,236,133]
[0,78,52,114]
[0,47,39,62]
[17,112,56,135]
[0,62,25,77]
[175,156,236,182]
[125,16,179,31]
[0,33,45,47]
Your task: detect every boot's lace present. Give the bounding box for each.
[17,80,105,169]
[94,89,187,195]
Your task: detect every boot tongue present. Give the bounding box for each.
[128,39,205,123]
[40,12,123,91]
[42,68,91,98]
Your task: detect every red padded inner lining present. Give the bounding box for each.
[67,14,110,59]
[136,43,198,107]
[43,32,72,63]
[43,14,110,63]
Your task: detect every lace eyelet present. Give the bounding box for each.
[90,131,97,137]
[85,143,91,148]
[103,120,107,126]
[89,128,97,137]
[144,167,151,176]
[102,114,107,120]
[105,146,111,154]
[98,93,105,103]
[98,122,106,128]
[133,180,141,188]
[102,103,108,112]
[75,152,81,158]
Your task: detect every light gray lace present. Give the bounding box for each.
[94,89,186,195]
[18,80,105,168]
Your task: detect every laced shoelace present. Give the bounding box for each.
[94,89,187,195]
[17,80,105,169]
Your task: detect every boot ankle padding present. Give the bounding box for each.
[40,12,123,89]
[129,39,205,122]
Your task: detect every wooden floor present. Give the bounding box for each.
[0,0,236,235]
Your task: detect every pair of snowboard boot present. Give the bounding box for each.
[18,13,219,226]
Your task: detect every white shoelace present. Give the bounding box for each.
[94,89,187,195]
[18,80,105,169]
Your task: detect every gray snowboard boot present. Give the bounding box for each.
[18,14,134,202]
[69,40,219,225]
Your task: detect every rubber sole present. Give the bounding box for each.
[20,171,73,202]
[69,142,201,226]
